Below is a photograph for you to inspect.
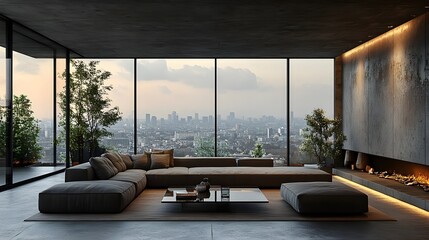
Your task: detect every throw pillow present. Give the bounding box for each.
[89,156,119,179]
[102,152,127,172]
[119,153,134,169]
[150,153,171,169]
[153,148,174,167]
[131,153,151,170]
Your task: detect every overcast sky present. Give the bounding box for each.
[2,52,333,120]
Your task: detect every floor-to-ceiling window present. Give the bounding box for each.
[289,59,334,165]
[217,59,287,164]
[137,59,215,156]
[12,27,55,182]
[0,19,6,186]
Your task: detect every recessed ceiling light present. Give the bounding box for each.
[387,25,394,29]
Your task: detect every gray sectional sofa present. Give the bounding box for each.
[39,152,332,213]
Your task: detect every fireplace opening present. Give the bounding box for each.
[345,151,429,192]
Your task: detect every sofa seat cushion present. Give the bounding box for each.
[281,181,368,214]
[39,180,136,213]
[187,167,332,188]
[109,169,147,196]
[145,167,189,188]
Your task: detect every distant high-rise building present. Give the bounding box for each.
[168,114,172,122]
[278,127,286,136]
[267,127,275,138]
[228,112,235,121]
[145,114,151,124]
[208,115,214,124]
[151,116,157,125]
[172,111,178,122]
[187,116,192,123]
[194,113,199,122]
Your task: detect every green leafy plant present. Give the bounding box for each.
[58,60,122,163]
[195,137,229,157]
[299,108,346,167]
[0,95,42,166]
[251,143,265,158]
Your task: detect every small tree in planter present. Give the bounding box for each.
[58,60,122,163]
[0,95,42,166]
[251,143,265,158]
[299,108,346,168]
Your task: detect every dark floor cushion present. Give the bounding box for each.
[281,181,368,214]
[39,180,136,213]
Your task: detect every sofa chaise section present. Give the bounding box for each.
[39,180,136,213]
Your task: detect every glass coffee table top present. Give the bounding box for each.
[161,186,269,203]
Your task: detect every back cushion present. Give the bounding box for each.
[131,153,151,170]
[102,152,127,172]
[89,156,119,179]
[153,149,174,167]
[119,153,134,169]
[150,153,171,169]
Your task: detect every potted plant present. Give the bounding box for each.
[299,108,346,170]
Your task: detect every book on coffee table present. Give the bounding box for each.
[176,192,197,200]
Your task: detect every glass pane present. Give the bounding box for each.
[12,30,55,182]
[217,59,287,165]
[56,58,66,164]
[137,59,215,156]
[290,59,334,165]
[0,19,6,186]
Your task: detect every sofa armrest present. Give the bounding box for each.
[65,162,96,182]
[236,158,274,167]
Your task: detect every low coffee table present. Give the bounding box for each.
[161,186,269,203]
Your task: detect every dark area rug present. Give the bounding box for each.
[26,189,395,221]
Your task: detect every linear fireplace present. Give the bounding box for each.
[336,151,429,211]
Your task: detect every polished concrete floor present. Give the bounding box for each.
[0,166,65,185]
[1,173,429,240]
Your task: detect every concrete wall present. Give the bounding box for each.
[341,14,427,166]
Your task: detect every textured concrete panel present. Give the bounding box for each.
[393,15,426,165]
[367,32,394,158]
[342,48,369,153]
[342,14,428,166]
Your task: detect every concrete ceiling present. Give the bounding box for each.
[0,0,427,58]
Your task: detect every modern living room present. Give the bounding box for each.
[2,1,429,239]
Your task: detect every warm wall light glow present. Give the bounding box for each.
[334,176,429,216]
[343,23,410,58]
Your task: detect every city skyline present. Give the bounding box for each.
[3,57,334,120]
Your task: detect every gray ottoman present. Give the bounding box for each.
[281,181,368,214]
[39,180,136,213]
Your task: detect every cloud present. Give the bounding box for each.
[217,67,258,91]
[14,57,40,74]
[137,60,169,80]
[158,85,172,94]
[137,60,259,91]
